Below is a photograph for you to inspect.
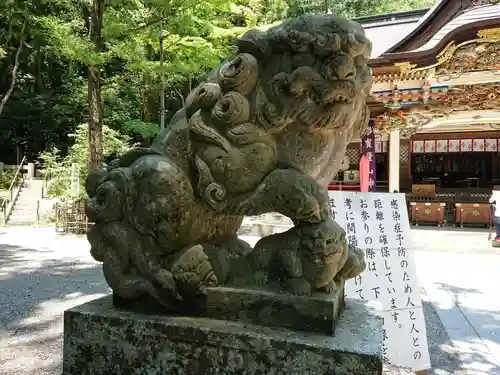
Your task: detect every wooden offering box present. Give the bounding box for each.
[410,202,446,227]
[454,203,492,228]
[411,184,436,198]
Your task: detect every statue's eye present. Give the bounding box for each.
[96,188,107,204]
[354,55,367,68]
[289,31,299,42]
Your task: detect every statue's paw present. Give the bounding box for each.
[295,196,326,223]
[321,280,337,294]
[338,245,366,281]
[89,245,104,262]
[174,272,202,296]
[153,269,180,297]
[353,246,367,274]
[286,277,312,296]
[286,184,329,223]
[171,245,219,294]
[251,270,269,286]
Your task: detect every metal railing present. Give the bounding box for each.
[1,156,27,223]
[0,197,7,224]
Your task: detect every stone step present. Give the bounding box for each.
[14,202,37,211]
[12,201,39,206]
[16,195,41,200]
[9,211,38,217]
[11,213,38,218]
[7,222,36,226]
[9,215,38,222]
[11,206,37,211]
[12,197,41,203]
[16,194,41,200]
[5,178,44,225]
[10,213,38,218]
[14,201,40,205]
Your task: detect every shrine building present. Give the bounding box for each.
[333,0,500,227]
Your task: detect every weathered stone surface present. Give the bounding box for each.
[84,14,372,313]
[205,286,344,335]
[63,295,384,375]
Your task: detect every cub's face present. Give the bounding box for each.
[300,220,349,288]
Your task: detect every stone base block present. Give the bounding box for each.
[205,286,344,335]
[63,295,383,375]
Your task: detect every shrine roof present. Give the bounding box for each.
[355,9,428,58]
[370,1,500,65]
[412,4,500,52]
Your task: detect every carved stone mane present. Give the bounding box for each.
[85,14,371,313]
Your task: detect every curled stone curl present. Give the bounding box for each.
[218,53,259,95]
[211,91,251,126]
[185,82,222,117]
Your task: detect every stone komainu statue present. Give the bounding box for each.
[85,15,371,312]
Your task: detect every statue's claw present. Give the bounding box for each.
[286,277,312,296]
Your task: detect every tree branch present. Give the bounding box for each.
[173,88,185,107]
[1,18,13,53]
[0,15,27,117]
[114,16,165,41]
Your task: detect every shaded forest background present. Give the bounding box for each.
[0,0,434,167]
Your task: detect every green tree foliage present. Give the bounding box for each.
[0,169,16,190]
[39,123,131,198]
[287,0,435,18]
[1,0,434,184]
[0,0,87,163]
[1,0,245,166]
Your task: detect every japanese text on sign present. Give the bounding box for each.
[329,191,430,372]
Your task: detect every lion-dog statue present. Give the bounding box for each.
[85,14,371,312]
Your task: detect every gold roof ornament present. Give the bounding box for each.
[436,41,458,64]
[477,28,500,40]
[394,62,417,74]
[472,0,500,5]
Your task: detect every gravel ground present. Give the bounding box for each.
[0,228,109,375]
[0,227,467,375]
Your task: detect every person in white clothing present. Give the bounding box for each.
[489,190,500,241]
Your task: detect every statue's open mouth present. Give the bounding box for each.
[331,94,351,104]
[324,80,356,105]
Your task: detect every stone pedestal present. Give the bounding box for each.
[205,286,344,335]
[62,295,384,375]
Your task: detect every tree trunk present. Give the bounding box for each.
[88,66,103,170]
[87,0,105,171]
[0,16,27,117]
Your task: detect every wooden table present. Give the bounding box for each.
[454,202,492,228]
[410,201,446,227]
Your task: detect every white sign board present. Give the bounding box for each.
[329,191,431,371]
